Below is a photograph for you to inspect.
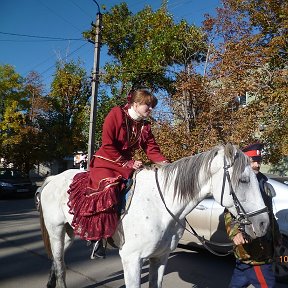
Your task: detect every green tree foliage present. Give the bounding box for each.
[88,2,207,94]
[0,64,23,122]
[0,61,91,172]
[0,65,28,171]
[45,60,91,158]
[0,66,49,172]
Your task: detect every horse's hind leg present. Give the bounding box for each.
[64,223,75,250]
[47,224,74,288]
[47,261,57,288]
[47,224,68,288]
[148,254,169,288]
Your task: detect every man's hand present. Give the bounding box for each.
[233,232,248,245]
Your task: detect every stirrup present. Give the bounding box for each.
[90,240,100,259]
[90,239,106,259]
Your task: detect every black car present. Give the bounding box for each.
[0,168,36,198]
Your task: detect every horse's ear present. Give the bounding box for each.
[224,142,234,161]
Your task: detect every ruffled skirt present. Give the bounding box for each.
[67,171,122,240]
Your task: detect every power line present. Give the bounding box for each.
[0,39,77,43]
[0,31,84,41]
[38,0,84,33]
[67,0,92,18]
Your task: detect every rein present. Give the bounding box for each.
[154,168,233,257]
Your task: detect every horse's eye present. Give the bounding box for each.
[239,177,249,184]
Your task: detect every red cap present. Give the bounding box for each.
[242,143,264,161]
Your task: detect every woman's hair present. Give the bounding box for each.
[128,89,158,108]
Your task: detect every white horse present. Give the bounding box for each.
[39,143,269,288]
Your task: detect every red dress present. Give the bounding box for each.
[68,105,167,240]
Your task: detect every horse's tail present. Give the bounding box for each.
[39,203,53,259]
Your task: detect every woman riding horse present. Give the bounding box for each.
[68,89,168,250]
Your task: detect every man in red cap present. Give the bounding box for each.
[224,143,281,288]
[242,143,264,175]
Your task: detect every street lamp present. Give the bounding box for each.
[87,0,102,167]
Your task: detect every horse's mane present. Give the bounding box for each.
[161,144,249,202]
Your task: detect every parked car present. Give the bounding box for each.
[268,175,288,186]
[180,177,288,282]
[0,168,36,198]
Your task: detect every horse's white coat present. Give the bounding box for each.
[40,144,269,288]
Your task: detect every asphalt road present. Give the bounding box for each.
[0,196,286,288]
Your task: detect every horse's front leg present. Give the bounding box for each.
[149,254,169,288]
[120,253,143,288]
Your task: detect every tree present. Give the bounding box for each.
[202,0,288,163]
[24,71,48,123]
[0,61,92,172]
[234,0,288,163]
[85,2,207,94]
[0,64,23,123]
[157,0,288,163]
[0,66,50,172]
[45,60,91,159]
[150,0,287,163]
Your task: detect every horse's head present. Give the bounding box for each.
[210,143,269,239]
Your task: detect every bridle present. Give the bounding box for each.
[154,155,268,256]
[221,156,268,231]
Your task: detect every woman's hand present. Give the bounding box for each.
[133,160,143,169]
[123,160,143,169]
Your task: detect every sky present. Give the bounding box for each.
[0,0,221,92]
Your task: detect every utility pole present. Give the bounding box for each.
[87,1,102,167]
